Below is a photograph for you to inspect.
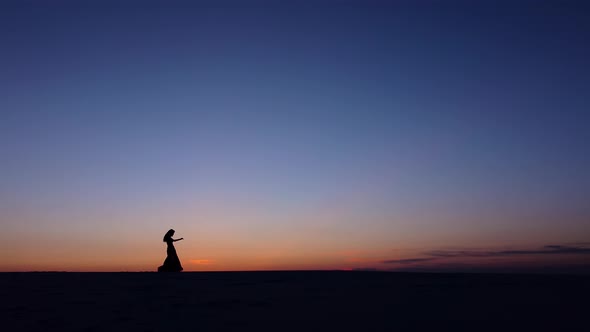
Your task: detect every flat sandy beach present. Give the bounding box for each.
[2,271,588,331]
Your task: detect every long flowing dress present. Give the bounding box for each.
[158,239,183,272]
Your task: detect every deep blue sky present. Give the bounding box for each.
[1,0,589,271]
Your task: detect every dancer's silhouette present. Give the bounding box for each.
[157,229,184,272]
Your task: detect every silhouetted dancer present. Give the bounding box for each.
[158,229,184,272]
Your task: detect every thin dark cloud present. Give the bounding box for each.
[382,258,437,264]
[383,244,590,265]
[425,245,590,258]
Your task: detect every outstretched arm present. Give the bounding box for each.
[173,238,184,242]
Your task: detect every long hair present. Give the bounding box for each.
[163,229,175,242]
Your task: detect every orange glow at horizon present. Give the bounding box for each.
[2,196,589,272]
[190,259,214,265]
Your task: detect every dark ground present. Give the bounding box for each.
[2,271,588,331]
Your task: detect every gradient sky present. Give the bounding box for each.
[1,0,589,272]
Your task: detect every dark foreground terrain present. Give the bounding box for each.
[2,271,588,331]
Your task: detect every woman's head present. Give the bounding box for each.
[163,229,175,242]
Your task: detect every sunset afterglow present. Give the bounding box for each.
[1,1,589,273]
